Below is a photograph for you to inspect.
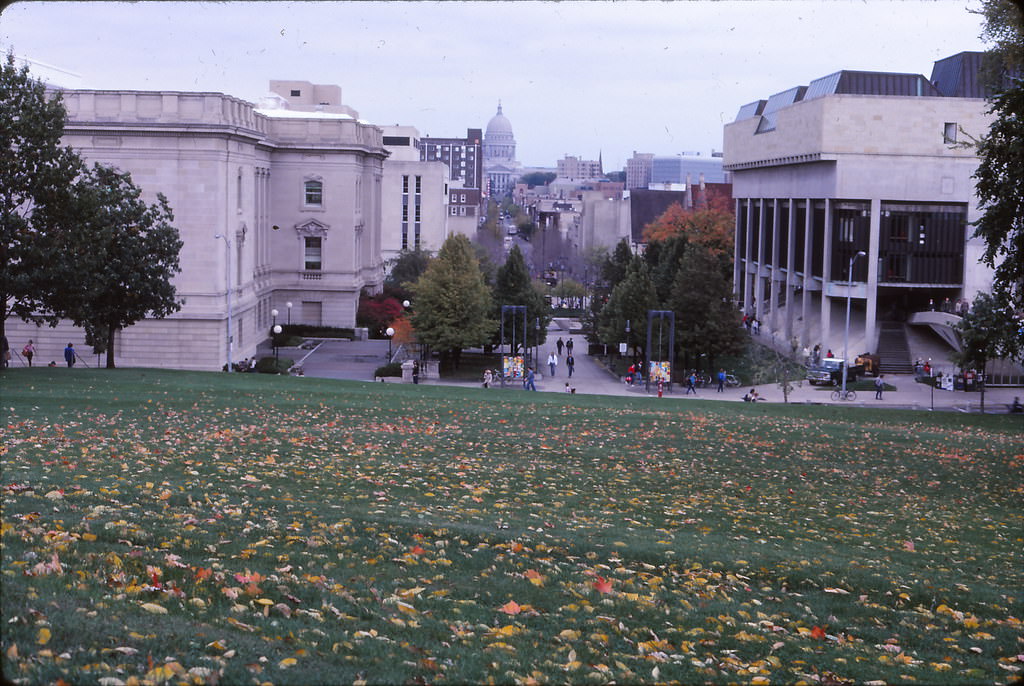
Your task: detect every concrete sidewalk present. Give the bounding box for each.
[280,326,1024,415]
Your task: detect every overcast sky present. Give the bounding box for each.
[2,1,987,170]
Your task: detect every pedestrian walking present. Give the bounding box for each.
[716,368,726,393]
[547,352,558,377]
[525,366,537,391]
[483,369,493,389]
[556,337,564,356]
[874,375,885,400]
[686,371,697,395]
[566,353,575,377]
[412,360,420,384]
[566,338,574,354]
[22,340,36,367]
[64,342,76,368]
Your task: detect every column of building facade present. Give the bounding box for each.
[768,199,781,335]
[733,198,743,310]
[743,198,755,317]
[819,198,833,350]
[865,197,881,353]
[800,198,814,349]
[754,199,767,323]
[783,198,797,347]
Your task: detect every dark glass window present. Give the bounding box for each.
[304,180,323,206]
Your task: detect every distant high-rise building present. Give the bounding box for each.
[651,154,727,185]
[557,155,603,180]
[483,102,521,198]
[625,152,654,190]
[420,128,483,222]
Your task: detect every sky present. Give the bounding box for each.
[1,1,988,170]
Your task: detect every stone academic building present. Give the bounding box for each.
[724,52,997,368]
[7,79,388,370]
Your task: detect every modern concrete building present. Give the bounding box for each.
[380,126,451,262]
[724,51,996,371]
[483,102,521,198]
[5,78,387,371]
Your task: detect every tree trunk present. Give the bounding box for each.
[105,325,117,368]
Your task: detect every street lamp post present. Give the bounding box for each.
[286,301,293,327]
[271,308,279,366]
[386,326,395,362]
[214,233,232,372]
[842,251,867,398]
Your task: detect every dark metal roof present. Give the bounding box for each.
[756,85,807,133]
[930,51,987,98]
[731,52,983,125]
[735,100,767,121]
[805,71,941,99]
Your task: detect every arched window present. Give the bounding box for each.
[304,180,323,206]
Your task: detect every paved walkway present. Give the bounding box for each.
[274,322,1024,415]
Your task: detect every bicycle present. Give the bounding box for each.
[831,389,857,401]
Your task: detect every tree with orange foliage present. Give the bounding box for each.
[641,193,734,258]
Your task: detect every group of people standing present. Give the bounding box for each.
[547,337,576,378]
[0,337,75,368]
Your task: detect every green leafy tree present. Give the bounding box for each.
[972,1,1024,313]
[598,257,658,362]
[519,171,556,188]
[492,244,550,354]
[410,234,496,370]
[50,164,183,368]
[670,243,746,374]
[0,51,83,341]
[951,291,1021,413]
[582,241,630,343]
[384,248,433,299]
[515,218,536,241]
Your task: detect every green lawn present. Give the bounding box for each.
[2,368,1022,685]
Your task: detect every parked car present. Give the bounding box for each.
[806,357,862,385]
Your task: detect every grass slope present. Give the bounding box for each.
[2,369,1022,685]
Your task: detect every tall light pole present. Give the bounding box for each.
[286,301,293,327]
[842,251,867,398]
[386,326,395,363]
[214,233,232,372]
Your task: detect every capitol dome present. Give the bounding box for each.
[485,102,514,139]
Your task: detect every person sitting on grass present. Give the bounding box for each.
[743,388,763,402]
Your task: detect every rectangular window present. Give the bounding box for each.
[415,176,421,194]
[402,203,408,222]
[290,89,301,97]
[304,180,323,206]
[304,237,322,270]
[943,122,957,144]
[414,204,421,222]
[402,175,409,194]
[402,223,408,250]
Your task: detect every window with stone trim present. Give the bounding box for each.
[304,237,322,270]
[304,180,323,206]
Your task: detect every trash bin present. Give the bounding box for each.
[954,374,965,391]
[965,372,976,392]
